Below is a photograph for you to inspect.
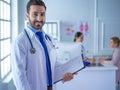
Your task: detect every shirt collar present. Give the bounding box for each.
[27,24,43,34]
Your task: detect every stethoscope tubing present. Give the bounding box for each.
[24,29,55,54]
[24,29,34,48]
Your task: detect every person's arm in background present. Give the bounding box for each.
[11,38,31,90]
[85,58,95,64]
[110,49,120,65]
[98,58,110,64]
[99,49,120,65]
[81,45,95,64]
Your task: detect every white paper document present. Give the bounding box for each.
[54,56,85,84]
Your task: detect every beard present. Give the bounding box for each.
[29,19,45,30]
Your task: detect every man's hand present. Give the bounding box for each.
[63,73,74,82]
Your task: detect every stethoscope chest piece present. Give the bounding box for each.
[30,48,36,54]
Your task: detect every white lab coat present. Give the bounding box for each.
[11,26,60,90]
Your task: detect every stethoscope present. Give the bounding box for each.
[24,29,55,54]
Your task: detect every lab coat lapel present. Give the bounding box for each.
[25,27,44,50]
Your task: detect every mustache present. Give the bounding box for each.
[35,21,44,23]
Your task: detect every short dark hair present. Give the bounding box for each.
[74,32,83,42]
[27,0,46,13]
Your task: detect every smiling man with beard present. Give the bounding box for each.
[11,0,75,90]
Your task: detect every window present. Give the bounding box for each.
[0,0,11,80]
[43,20,60,42]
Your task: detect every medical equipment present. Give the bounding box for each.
[24,29,36,54]
[24,29,54,54]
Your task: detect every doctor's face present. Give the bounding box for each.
[26,5,46,30]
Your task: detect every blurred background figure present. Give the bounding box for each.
[99,37,120,85]
[74,32,95,65]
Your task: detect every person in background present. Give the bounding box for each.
[99,37,120,84]
[11,0,75,90]
[74,32,95,65]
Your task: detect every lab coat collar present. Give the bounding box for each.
[25,25,46,41]
[27,25,43,33]
[25,26,36,39]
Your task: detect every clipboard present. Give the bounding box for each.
[54,42,85,84]
[54,65,85,84]
[54,56,85,84]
